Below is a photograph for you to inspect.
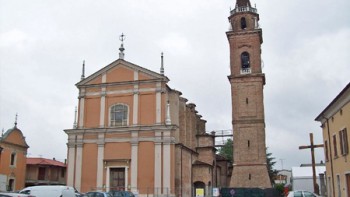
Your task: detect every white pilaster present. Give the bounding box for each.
[96,133,105,190]
[154,131,162,192]
[133,71,139,125]
[133,92,138,125]
[131,132,138,190]
[67,144,76,186]
[100,88,106,127]
[74,135,83,192]
[156,82,162,124]
[163,131,171,194]
[78,97,85,128]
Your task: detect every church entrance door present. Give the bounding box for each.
[110,168,125,190]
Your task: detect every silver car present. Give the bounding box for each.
[287,190,320,197]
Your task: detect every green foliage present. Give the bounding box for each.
[218,138,233,162]
[266,148,278,184]
[274,183,285,194]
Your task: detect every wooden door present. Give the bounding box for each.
[346,174,350,197]
[110,168,125,190]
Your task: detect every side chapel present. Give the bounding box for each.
[64,42,231,196]
[0,120,29,192]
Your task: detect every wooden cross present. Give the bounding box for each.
[299,133,324,195]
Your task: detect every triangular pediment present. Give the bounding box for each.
[76,59,169,86]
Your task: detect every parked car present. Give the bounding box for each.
[19,185,77,197]
[85,191,112,197]
[109,191,134,197]
[0,192,33,197]
[287,190,320,197]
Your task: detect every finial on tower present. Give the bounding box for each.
[119,33,126,59]
[14,113,18,127]
[81,60,85,81]
[160,52,164,75]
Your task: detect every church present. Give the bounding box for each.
[64,0,270,196]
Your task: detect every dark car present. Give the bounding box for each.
[85,191,112,197]
[109,191,134,197]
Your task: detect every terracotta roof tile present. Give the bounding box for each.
[27,157,66,167]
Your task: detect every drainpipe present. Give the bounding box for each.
[325,117,335,197]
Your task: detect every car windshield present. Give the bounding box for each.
[303,191,316,197]
[294,191,303,197]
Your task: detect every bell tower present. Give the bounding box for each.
[227,0,271,188]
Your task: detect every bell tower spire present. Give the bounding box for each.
[227,0,271,188]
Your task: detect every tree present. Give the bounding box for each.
[218,138,233,162]
[266,148,278,185]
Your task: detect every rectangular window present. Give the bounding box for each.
[333,135,338,158]
[339,128,349,156]
[10,153,16,166]
[324,140,329,161]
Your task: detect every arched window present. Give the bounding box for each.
[241,17,247,29]
[241,52,250,69]
[110,104,128,126]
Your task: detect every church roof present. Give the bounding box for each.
[236,0,251,7]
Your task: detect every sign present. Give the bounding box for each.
[213,188,220,197]
[196,188,204,197]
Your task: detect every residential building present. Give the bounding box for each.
[0,122,29,191]
[227,0,271,188]
[25,157,66,186]
[315,82,350,197]
[275,169,292,186]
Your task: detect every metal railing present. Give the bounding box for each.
[230,6,258,15]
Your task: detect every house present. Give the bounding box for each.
[315,82,350,197]
[275,169,292,186]
[0,122,29,191]
[25,157,66,186]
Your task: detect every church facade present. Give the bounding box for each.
[64,51,231,196]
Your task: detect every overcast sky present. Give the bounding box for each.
[1,0,349,170]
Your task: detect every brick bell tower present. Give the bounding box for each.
[227,0,271,188]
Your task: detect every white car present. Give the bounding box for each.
[0,192,33,197]
[287,190,320,197]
